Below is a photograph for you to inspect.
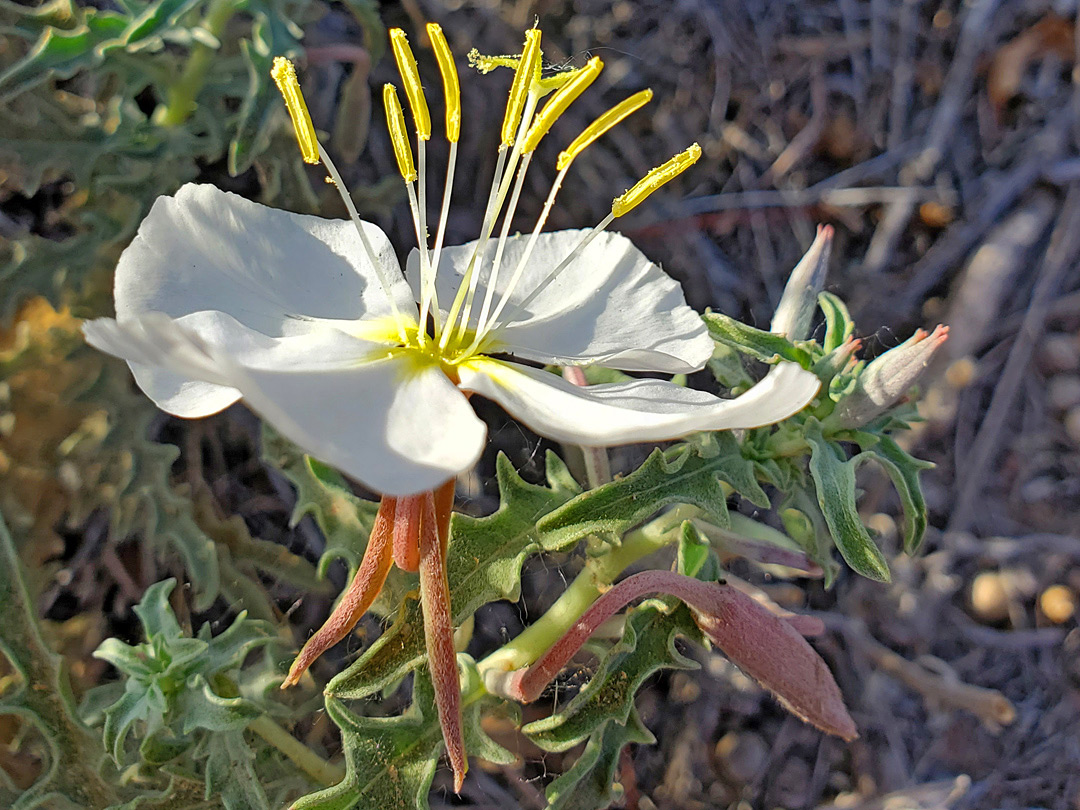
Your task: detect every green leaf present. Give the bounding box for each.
[326,453,573,700]
[538,446,740,549]
[0,509,118,808]
[133,579,184,641]
[102,685,163,763]
[544,709,653,810]
[177,675,261,734]
[701,312,813,367]
[818,292,854,354]
[523,600,699,752]
[228,15,284,176]
[108,0,204,53]
[861,435,933,554]
[805,423,891,581]
[0,10,128,100]
[205,730,270,810]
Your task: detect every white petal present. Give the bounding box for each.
[458,358,820,446]
[407,230,713,373]
[83,311,379,418]
[116,183,416,336]
[230,355,486,496]
[85,312,486,495]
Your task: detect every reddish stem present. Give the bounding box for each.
[282,496,397,688]
[418,479,467,792]
[392,494,423,572]
[510,570,855,741]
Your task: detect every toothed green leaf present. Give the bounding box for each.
[544,709,653,810]
[523,600,699,752]
[537,444,751,549]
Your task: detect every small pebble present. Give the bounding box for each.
[1040,333,1080,373]
[1040,585,1076,623]
[971,571,1010,623]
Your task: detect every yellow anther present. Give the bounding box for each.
[427,23,461,143]
[389,28,431,141]
[501,28,542,147]
[556,88,652,170]
[383,84,417,182]
[271,57,319,164]
[521,57,602,153]
[612,143,701,217]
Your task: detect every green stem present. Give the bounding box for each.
[477,505,697,676]
[154,0,239,127]
[248,714,345,786]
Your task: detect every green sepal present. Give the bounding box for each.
[805,423,891,581]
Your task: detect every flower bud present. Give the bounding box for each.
[770,224,833,340]
[832,324,949,427]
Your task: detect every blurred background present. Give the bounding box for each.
[2,0,1080,806]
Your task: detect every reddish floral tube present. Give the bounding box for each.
[509,570,856,741]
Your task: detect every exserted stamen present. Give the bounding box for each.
[271,57,411,342]
[270,57,319,164]
[478,143,701,345]
[470,57,604,338]
[557,88,653,170]
[389,29,436,341]
[611,141,702,216]
[500,27,542,147]
[422,23,462,337]
[441,29,543,351]
[385,82,442,348]
[388,28,432,141]
[474,90,656,345]
[519,56,603,154]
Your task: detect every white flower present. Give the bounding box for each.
[83,42,820,498]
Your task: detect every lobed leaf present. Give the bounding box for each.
[523,600,699,752]
[544,709,653,810]
[538,443,759,550]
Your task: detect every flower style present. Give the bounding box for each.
[83,23,821,793]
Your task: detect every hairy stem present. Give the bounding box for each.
[248,714,345,786]
[477,505,695,678]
